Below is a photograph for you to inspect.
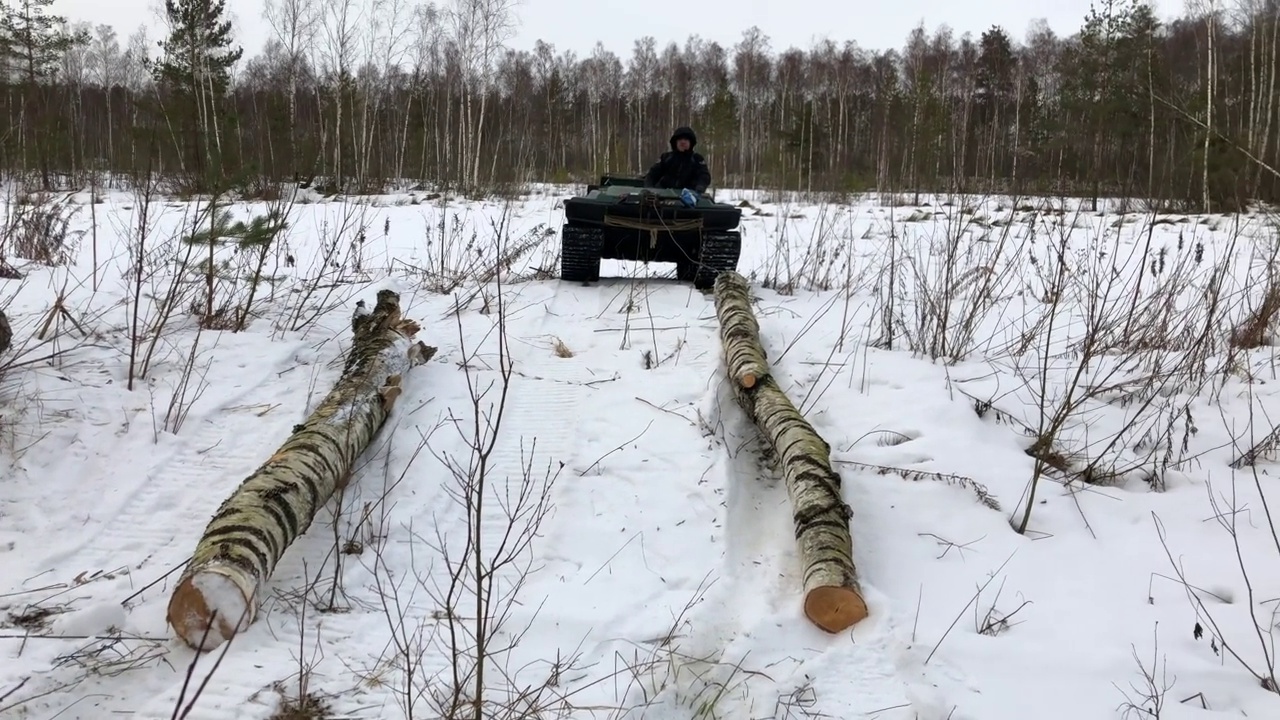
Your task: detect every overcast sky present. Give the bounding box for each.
[56,0,1174,61]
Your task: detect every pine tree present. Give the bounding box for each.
[0,0,89,188]
[184,206,288,329]
[149,0,243,189]
[976,26,1018,182]
[1062,0,1143,206]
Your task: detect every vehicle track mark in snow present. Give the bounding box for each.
[488,282,592,543]
[503,282,726,654]
[391,280,594,699]
[20,348,350,719]
[590,277,636,318]
[38,356,306,578]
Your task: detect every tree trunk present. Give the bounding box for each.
[166,289,437,651]
[1204,0,1217,212]
[0,309,10,356]
[712,271,868,633]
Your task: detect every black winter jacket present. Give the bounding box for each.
[644,126,712,193]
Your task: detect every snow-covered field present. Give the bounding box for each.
[1,183,1278,719]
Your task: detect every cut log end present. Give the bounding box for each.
[166,566,255,651]
[738,372,757,388]
[804,585,869,633]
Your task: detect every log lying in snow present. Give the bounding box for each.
[712,271,868,633]
[166,289,437,651]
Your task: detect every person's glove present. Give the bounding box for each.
[680,188,697,207]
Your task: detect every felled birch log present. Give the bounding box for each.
[166,289,437,650]
[713,271,868,633]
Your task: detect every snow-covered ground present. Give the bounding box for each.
[1,183,1278,719]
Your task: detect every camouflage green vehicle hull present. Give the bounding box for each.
[560,175,742,290]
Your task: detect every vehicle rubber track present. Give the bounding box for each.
[692,230,742,290]
[560,225,603,283]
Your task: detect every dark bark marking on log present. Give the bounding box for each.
[203,523,277,570]
[259,486,302,538]
[285,439,341,489]
[257,492,300,540]
[212,546,260,576]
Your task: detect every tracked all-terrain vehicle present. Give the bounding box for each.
[559,175,742,289]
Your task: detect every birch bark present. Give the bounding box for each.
[166,289,436,650]
[713,272,868,633]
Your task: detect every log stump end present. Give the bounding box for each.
[804,585,869,633]
[167,566,255,651]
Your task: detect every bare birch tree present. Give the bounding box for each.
[448,0,517,189]
[264,0,319,179]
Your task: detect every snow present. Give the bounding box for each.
[1,184,1278,718]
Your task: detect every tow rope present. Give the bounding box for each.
[602,214,704,250]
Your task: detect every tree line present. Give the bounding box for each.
[0,0,1277,211]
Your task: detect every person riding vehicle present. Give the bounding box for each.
[644,126,711,200]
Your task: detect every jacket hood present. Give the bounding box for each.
[670,126,698,150]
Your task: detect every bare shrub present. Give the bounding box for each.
[267,590,340,720]
[1153,397,1280,696]
[154,326,217,437]
[111,169,204,388]
[973,575,1032,637]
[1228,221,1280,349]
[951,209,1238,533]
[0,599,170,717]
[871,196,1026,362]
[755,202,862,294]
[606,575,764,719]
[415,290,566,718]
[1,191,85,268]
[396,201,551,300]
[1114,623,1175,720]
[276,199,371,336]
[337,260,595,718]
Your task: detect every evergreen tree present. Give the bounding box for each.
[975,25,1018,182]
[0,0,88,187]
[151,0,241,93]
[976,26,1016,119]
[149,0,243,188]
[1060,0,1155,205]
[183,206,288,329]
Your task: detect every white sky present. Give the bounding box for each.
[55,0,1175,61]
